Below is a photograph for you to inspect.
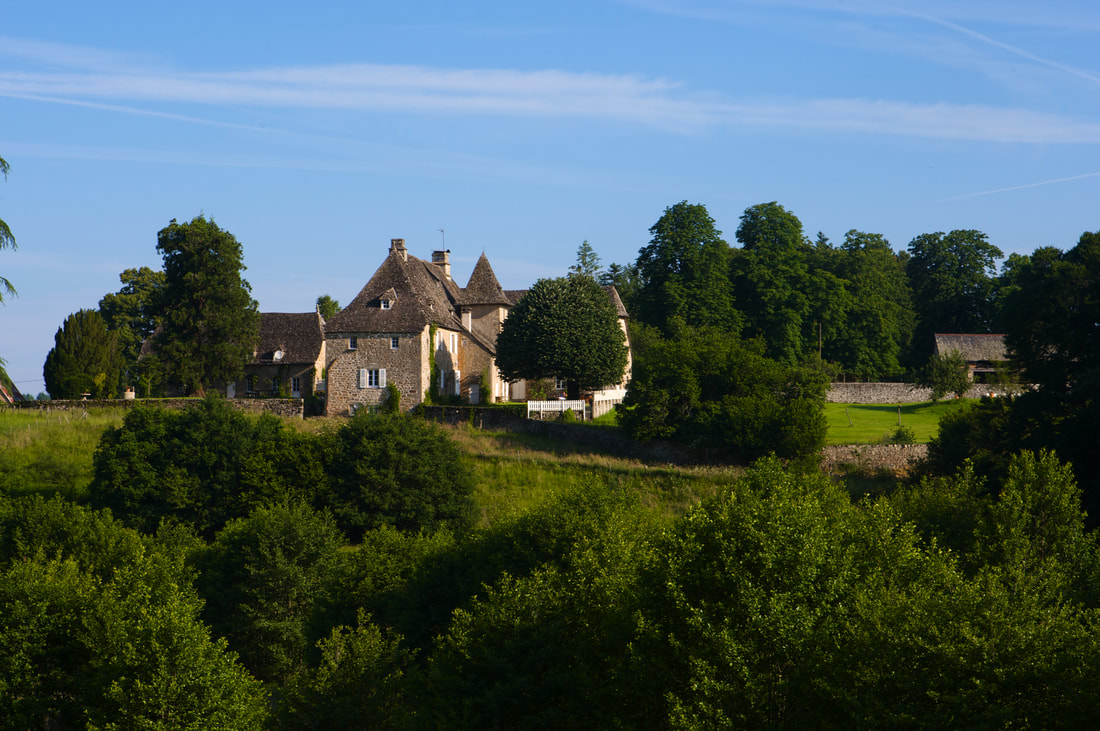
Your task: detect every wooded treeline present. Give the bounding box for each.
[602,200,1008,381]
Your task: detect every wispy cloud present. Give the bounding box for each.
[4,40,1100,144]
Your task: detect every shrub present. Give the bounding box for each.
[88,396,319,536]
[317,413,475,538]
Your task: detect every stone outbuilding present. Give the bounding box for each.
[934,333,1008,382]
[229,311,327,399]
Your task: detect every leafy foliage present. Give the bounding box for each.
[42,309,124,399]
[633,200,738,334]
[98,266,165,393]
[89,397,319,537]
[732,201,814,363]
[496,273,628,399]
[0,495,268,728]
[192,502,346,683]
[279,610,414,729]
[918,349,972,402]
[621,325,828,463]
[315,293,340,320]
[154,215,260,395]
[319,412,476,538]
[906,229,1003,360]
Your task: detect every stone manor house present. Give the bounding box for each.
[227,238,631,416]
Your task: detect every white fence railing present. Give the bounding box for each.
[527,400,586,420]
[592,396,623,420]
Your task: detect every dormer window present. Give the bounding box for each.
[380,299,391,310]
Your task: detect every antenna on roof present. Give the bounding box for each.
[438,228,445,248]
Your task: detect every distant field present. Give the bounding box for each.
[824,400,972,446]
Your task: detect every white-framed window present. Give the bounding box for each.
[381,299,391,310]
[359,368,387,389]
[454,369,461,396]
[349,336,357,350]
[439,368,446,390]
[291,377,301,394]
[391,336,399,349]
[555,377,567,391]
[450,333,457,352]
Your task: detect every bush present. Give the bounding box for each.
[884,425,916,445]
[318,412,475,538]
[621,325,827,464]
[88,396,320,537]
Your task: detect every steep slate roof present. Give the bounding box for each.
[460,253,512,306]
[252,312,325,365]
[934,333,1007,363]
[326,249,463,334]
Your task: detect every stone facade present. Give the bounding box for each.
[323,239,629,415]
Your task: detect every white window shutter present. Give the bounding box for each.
[379,369,387,388]
[358,368,367,389]
[454,369,461,395]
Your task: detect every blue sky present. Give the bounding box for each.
[3,0,1099,395]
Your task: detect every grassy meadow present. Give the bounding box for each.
[1,398,968,527]
[823,399,970,445]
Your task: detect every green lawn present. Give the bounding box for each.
[824,400,971,445]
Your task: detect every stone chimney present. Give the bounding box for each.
[390,238,408,262]
[431,249,452,280]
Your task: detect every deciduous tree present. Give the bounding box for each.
[154,215,260,395]
[732,202,813,363]
[906,229,1002,360]
[634,201,738,334]
[99,266,165,392]
[496,274,628,399]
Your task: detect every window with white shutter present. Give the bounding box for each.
[379,369,387,388]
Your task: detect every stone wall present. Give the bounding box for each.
[14,397,304,418]
[827,382,1015,403]
[821,444,927,477]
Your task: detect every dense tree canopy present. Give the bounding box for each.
[496,273,628,399]
[633,201,738,334]
[828,230,914,379]
[99,266,166,393]
[620,325,828,463]
[89,397,317,537]
[154,215,260,395]
[42,309,124,399]
[906,229,1002,359]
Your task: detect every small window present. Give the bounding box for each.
[349,336,357,350]
[381,299,391,310]
[391,336,399,349]
[360,368,386,389]
[291,377,301,393]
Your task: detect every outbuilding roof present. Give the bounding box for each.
[934,333,1007,363]
[252,312,325,365]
